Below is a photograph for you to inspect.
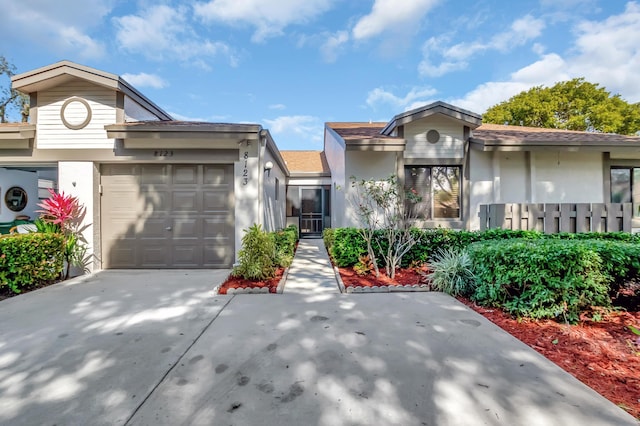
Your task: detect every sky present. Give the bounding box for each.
[0,0,639,150]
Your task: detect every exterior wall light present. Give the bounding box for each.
[264,161,274,177]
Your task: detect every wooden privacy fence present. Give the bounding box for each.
[478,203,633,233]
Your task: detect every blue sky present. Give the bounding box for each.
[1,0,639,150]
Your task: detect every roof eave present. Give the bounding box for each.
[381,102,482,135]
[469,137,640,152]
[345,138,406,152]
[261,129,289,176]
[0,124,36,149]
[289,172,332,178]
[12,61,172,121]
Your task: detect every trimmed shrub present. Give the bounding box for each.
[232,224,276,280]
[427,248,476,296]
[322,228,335,254]
[468,239,612,323]
[329,228,367,267]
[274,225,298,268]
[0,233,65,294]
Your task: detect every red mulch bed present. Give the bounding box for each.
[337,266,428,288]
[458,297,640,419]
[217,267,285,294]
[335,265,640,419]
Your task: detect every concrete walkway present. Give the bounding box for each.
[282,238,340,295]
[0,270,637,425]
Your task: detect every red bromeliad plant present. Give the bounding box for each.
[36,188,85,234]
[36,188,88,279]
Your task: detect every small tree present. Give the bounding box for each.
[350,174,421,279]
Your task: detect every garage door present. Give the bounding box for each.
[100,164,234,268]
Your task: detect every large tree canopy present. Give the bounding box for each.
[0,56,29,123]
[483,78,640,135]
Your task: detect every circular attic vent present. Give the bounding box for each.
[427,129,440,144]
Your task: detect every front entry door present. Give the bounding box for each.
[300,188,323,236]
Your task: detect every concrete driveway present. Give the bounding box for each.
[0,271,636,426]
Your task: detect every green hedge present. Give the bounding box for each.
[274,225,299,268]
[325,227,640,267]
[468,239,640,323]
[0,233,65,294]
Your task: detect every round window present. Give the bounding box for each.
[60,97,92,130]
[427,129,440,144]
[5,186,28,212]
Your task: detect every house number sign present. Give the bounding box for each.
[154,150,174,157]
[242,141,251,185]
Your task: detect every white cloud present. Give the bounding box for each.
[419,15,545,77]
[121,72,168,89]
[366,86,438,111]
[451,2,640,113]
[58,27,106,60]
[194,0,334,42]
[0,0,110,59]
[114,5,236,67]
[321,31,350,63]
[449,54,570,113]
[352,0,440,40]
[569,1,640,102]
[264,115,324,143]
[269,104,286,110]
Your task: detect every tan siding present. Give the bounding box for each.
[404,116,465,159]
[37,81,116,149]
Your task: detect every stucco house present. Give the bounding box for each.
[1,60,640,272]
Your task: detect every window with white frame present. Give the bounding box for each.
[404,166,461,219]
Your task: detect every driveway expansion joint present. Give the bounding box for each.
[122,294,235,425]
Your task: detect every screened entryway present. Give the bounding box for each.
[286,186,330,237]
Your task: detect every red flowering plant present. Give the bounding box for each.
[36,189,88,279]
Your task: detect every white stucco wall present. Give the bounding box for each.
[262,148,287,232]
[404,115,465,159]
[342,150,397,228]
[0,168,39,222]
[234,140,260,262]
[324,127,346,228]
[58,161,96,272]
[468,149,605,230]
[468,150,494,230]
[533,151,603,203]
[37,81,117,149]
[498,152,528,202]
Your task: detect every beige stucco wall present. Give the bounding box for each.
[323,127,346,228]
[468,149,605,230]
[468,150,494,230]
[262,148,287,232]
[37,81,116,149]
[533,151,603,203]
[342,150,397,228]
